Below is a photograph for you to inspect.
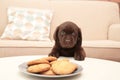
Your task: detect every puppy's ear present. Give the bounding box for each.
[77,27,82,46]
[53,26,59,42]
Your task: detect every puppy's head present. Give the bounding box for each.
[54,21,82,48]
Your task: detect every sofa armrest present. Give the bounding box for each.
[108,24,120,41]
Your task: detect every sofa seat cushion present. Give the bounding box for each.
[1,40,119,48]
[0,40,54,48]
[82,40,120,48]
[51,40,120,48]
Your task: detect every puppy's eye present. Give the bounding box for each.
[61,31,66,35]
[72,32,75,35]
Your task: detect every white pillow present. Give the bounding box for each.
[1,7,53,41]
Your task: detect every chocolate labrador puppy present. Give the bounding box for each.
[49,21,86,60]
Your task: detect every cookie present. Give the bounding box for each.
[58,58,69,62]
[27,59,49,66]
[41,56,57,62]
[27,64,50,73]
[44,56,57,62]
[50,58,69,65]
[51,60,77,75]
[41,68,56,75]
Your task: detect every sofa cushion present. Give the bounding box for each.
[0,40,53,47]
[51,40,120,48]
[50,1,120,40]
[82,40,120,48]
[1,40,120,48]
[1,7,53,41]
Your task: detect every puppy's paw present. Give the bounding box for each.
[48,53,59,58]
[74,53,85,61]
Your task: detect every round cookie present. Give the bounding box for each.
[58,58,69,62]
[27,59,49,66]
[41,68,56,75]
[45,56,57,62]
[50,58,69,65]
[27,64,50,73]
[51,61,77,75]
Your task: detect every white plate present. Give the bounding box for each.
[18,62,83,78]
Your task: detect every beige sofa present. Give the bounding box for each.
[0,0,120,61]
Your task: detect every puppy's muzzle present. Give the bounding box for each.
[65,39,71,42]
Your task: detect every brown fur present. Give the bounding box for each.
[49,21,86,60]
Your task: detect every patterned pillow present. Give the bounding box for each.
[1,7,53,41]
